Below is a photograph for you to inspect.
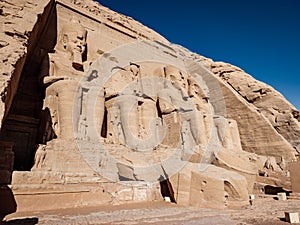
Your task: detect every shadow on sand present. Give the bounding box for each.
[0,218,38,225]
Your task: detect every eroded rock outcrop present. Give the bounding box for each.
[209,62,300,155]
[210,62,300,158]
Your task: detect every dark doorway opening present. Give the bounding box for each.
[159,178,176,203]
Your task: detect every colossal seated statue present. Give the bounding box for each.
[104,63,159,150]
[157,65,199,150]
[39,19,88,139]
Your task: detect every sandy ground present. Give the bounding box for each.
[1,195,300,225]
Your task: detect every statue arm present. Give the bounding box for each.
[39,54,72,86]
[43,76,69,85]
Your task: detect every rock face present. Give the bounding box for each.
[0,0,299,213]
[209,62,300,158]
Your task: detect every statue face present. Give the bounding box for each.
[164,66,188,91]
[188,82,201,97]
[130,64,139,79]
[63,30,86,55]
[188,79,209,100]
[61,20,87,70]
[171,72,188,91]
[61,19,87,55]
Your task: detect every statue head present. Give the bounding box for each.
[164,65,188,92]
[129,62,140,80]
[61,18,87,70]
[188,77,209,102]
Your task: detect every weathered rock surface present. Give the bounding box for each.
[209,62,300,156]
[0,0,299,215]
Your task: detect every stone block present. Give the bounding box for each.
[164,196,171,202]
[115,182,159,203]
[190,170,224,207]
[12,184,113,212]
[170,163,249,208]
[133,186,149,202]
[161,113,181,147]
[12,171,65,185]
[285,212,300,223]
[290,161,300,193]
[170,171,191,206]
[277,192,287,201]
[249,194,255,200]
[117,163,135,181]
[117,188,133,201]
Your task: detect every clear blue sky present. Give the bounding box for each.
[98,0,300,110]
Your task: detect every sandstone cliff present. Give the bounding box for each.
[0,0,299,212]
